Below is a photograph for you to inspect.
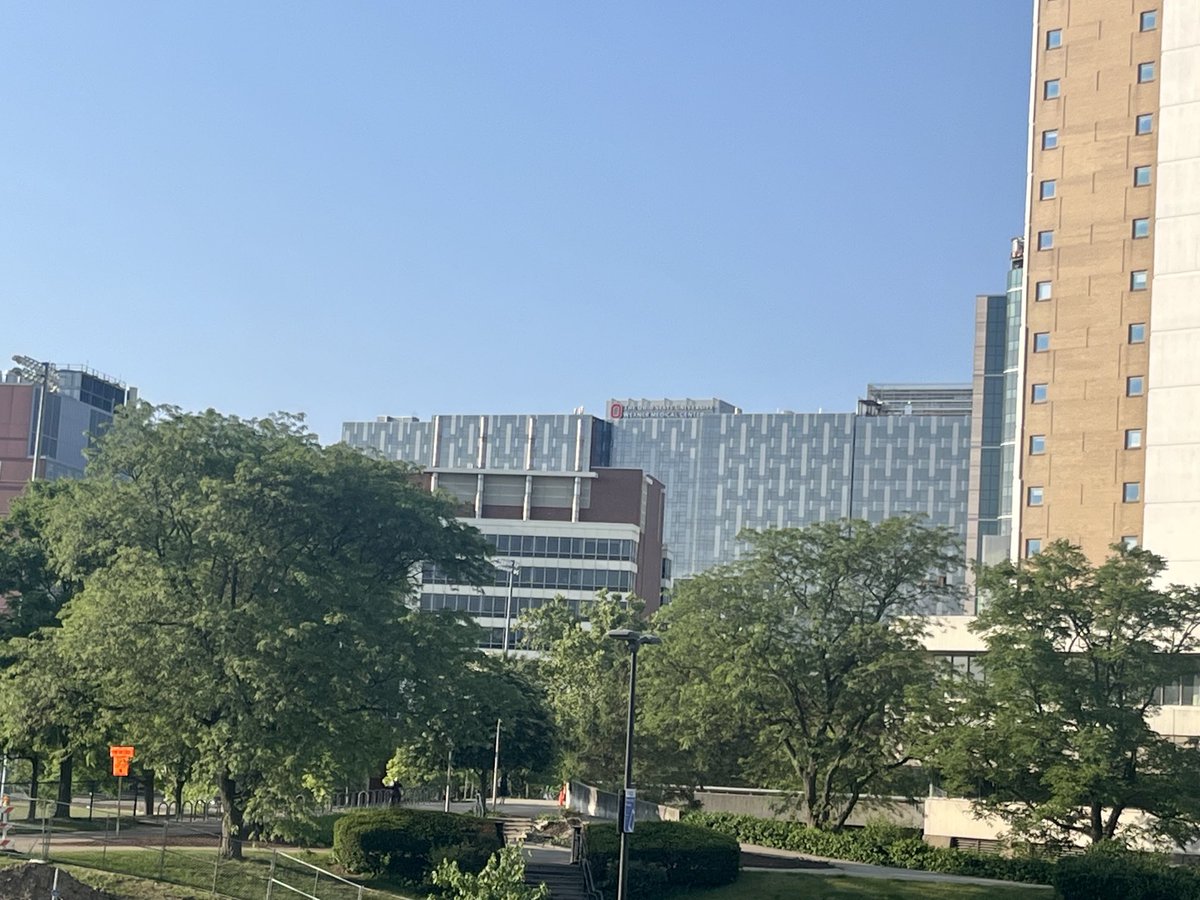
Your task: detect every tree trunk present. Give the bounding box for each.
[173,776,185,821]
[217,770,244,860]
[26,754,40,821]
[56,753,73,819]
[803,769,819,828]
[143,768,155,816]
[1089,801,1103,844]
[833,786,862,831]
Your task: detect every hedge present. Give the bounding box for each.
[585,821,739,899]
[683,812,1056,886]
[333,808,502,881]
[1053,850,1200,900]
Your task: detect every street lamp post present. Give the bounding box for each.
[10,356,58,483]
[606,628,661,900]
[495,560,520,657]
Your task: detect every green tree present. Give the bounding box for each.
[0,483,92,818]
[0,482,81,641]
[32,405,493,858]
[391,658,556,814]
[919,541,1200,848]
[646,518,961,828]
[429,845,549,900]
[518,593,643,786]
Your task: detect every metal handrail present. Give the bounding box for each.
[575,824,604,900]
[265,848,365,900]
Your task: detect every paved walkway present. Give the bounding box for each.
[739,842,1053,889]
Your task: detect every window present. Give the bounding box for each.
[1127,375,1145,397]
[1038,230,1054,250]
[1134,166,1152,186]
[1136,114,1154,135]
[1141,10,1157,31]
[1129,323,1146,343]
[1026,539,1042,557]
[1131,270,1148,291]
[1042,129,1059,149]
[1034,332,1050,352]
[1138,62,1156,83]
[1036,281,1052,301]
[1125,428,1144,449]
[1028,486,1044,506]
[1044,79,1061,99]
[1133,218,1150,239]
[1122,535,1139,550]
[1040,179,1057,200]
[1124,482,1141,503]
[1030,434,1047,455]
[1046,28,1063,49]
[1032,383,1048,403]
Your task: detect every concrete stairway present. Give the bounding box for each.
[498,815,535,844]
[524,862,591,900]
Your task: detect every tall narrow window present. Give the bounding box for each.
[1044,79,1061,99]
[1038,230,1055,250]
[1129,323,1147,344]
[1046,28,1063,49]
[1131,270,1148,291]
[1122,535,1139,549]
[1126,428,1144,449]
[1030,434,1047,454]
[1124,482,1141,503]
[1032,384,1048,403]
[1141,10,1158,31]
[1042,129,1059,149]
[1028,487,1044,506]
[1040,180,1057,200]
[1034,333,1050,352]
[1036,281,1052,301]
[1127,376,1145,397]
[1138,62,1156,83]
[1133,218,1150,239]
[1137,114,1154,135]
[1134,166,1152,186]
[1026,539,1042,557]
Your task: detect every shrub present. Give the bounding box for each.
[333,808,502,882]
[431,844,549,900]
[683,811,1056,886]
[585,821,739,899]
[265,813,342,848]
[1053,848,1200,900]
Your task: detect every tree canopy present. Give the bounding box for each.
[13,405,494,857]
[918,541,1200,848]
[518,593,644,787]
[388,657,556,812]
[645,517,961,827]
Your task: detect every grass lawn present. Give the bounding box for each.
[50,849,420,900]
[684,871,1055,899]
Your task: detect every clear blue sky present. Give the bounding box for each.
[2,2,1031,443]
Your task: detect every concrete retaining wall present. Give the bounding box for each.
[565,781,680,823]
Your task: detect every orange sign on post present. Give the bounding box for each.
[110,745,134,777]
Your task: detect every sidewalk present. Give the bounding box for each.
[739,842,1053,890]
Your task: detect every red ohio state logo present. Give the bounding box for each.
[610,402,624,419]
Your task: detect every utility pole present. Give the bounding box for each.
[490,718,502,811]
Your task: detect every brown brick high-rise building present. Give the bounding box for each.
[1014,1,1200,582]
